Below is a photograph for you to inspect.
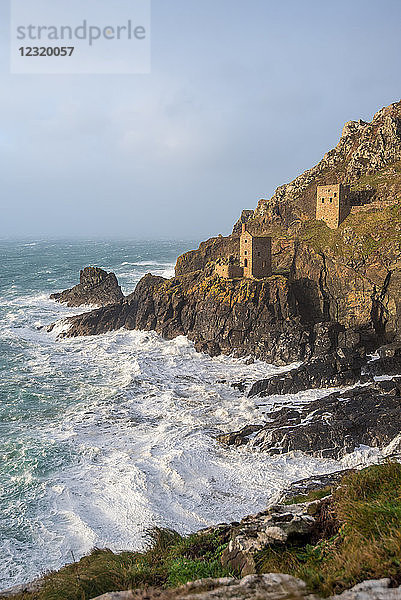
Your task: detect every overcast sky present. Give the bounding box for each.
[1,0,401,239]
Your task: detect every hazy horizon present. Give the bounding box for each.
[1,0,401,239]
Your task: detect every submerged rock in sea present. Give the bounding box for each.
[50,266,124,308]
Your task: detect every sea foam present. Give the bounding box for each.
[0,239,382,589]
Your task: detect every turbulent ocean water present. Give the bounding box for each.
[0,239,370,590]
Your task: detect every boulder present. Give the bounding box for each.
[217,425,263,447]
[334,578,401,599]
[89,576,401,600]
[221,502,319,577]
[90,573,319,600]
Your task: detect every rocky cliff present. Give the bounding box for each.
[252,101,401,227]
[53,100,401,366]
[59,208,401,364]
[59,271,311,364]
[175,235,239,277]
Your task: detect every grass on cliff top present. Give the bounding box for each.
[256,462,401,597]
[6,463,401,600]
[5,530,230,600]
[299,204,401,263]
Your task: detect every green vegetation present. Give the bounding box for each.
[283,485,332,505]
[6,529,230,600]
[299,204,401,266]
[190,273,287,305]
[6,464,401,600]
[256,462,401,596]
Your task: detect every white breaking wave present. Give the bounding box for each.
[121,261,175,267]
[0,311,341,588]
[0,252,386,590]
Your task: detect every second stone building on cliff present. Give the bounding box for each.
[215,224,272,279]
[316,183,351,229]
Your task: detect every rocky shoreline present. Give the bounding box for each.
[18,99,401,599]
[220,378,401,459]
[49,261,401,465]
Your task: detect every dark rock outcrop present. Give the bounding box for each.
[220,379,401,459]
[50,267,124,308]
[248,348,367,398]
[57,272,318,364]
[218,424,264,447]
[53,266,378,366]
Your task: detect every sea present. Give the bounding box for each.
[0,238,376,590]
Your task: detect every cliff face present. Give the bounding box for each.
[63,212,399,363]
[175,235,239,277]
[291,207,401,341]
[62,272,312,364]
[57,100,401,364]
[253,100,401,227]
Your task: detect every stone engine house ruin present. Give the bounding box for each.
[316,183,351,229]
[215,224,272,279]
